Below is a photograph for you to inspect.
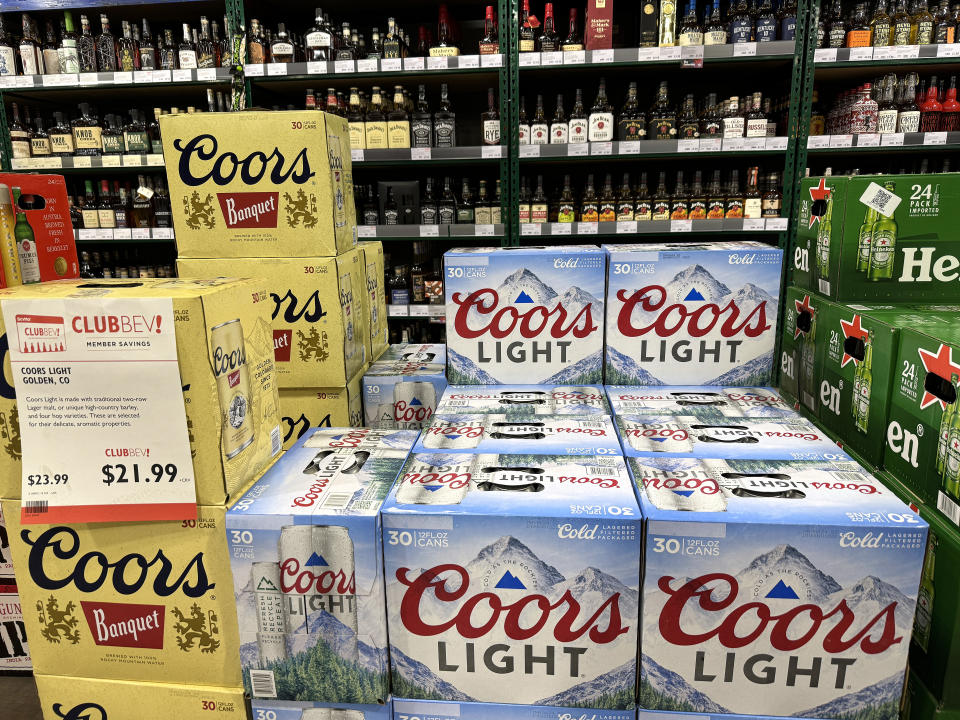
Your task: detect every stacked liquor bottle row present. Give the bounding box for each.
[519,0,797,49]
[518,166,782,222]
[816,0,960,47]
[67,175,172,230]
[0,11,231,75]
[355,177,503,225]
[385,242,445,305]
[78,247,175,279]
[519,80,784,143]
[814,73,960,134]
[6,94,225,160]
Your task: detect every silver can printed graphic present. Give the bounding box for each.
[340,270,362,370]
[392,381,437,430]
[420,419,486,450]
[621,419,696,454]
[252,561,289,666]
[395,459,472,505]
[210,318,255,459]
[638,470,729,512]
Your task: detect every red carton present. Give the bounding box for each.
[0,174,78,287]
[586,0,614,49]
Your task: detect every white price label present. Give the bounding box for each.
[552,223,572,235]
[0,76,14,88]
[351,149,365,161]
[37,157,62,169]
[77,230,96,240]
[577,222,598,234]
[154,228,175,239]
[172,69,192,82]
[113,229,132,240]
[856,133,881,146]
[829,134,853,148]
[671,219,692,233]
[814,48,838,62]
[723,138,745,151]
[765,136,788,150]
[743,137,767,150]
[520,144,541,157]
[938,43,960,57]
[357,226,377,238]
[881,132,905,146]
[419,225,439,237]
[10,159,28,170]
[146,154,164,166]
[765,218,788,231]
[268,63,289,75]
[542,51,563,66]
[678,139,699,152]
[123,155,143,166]
[152,70,172,83]
[619,141,642,154]
[591,141,613,155]
[871,46,896,59]
[196,68,217,81]
[898,44,920,58]
[616,221,638,234]
[93,229,113,240]
[131,228,150,239]
[245,63,265,76]
[859,180,902,217]
[567,143,590,156]
[681,45,704,61]
[733,42,757,56]
[411,147,432,160]
[357,58,378,72]
[403,57,425,70]
[133,71,153,84]
[43,73,79,87]
[101,155,122,167]
[408,305,430,317]
[14,76,35,87]
[563,50,586,64]
[660,47,681,60]
[519,53,541,66]
[78,72,99,85]
[307,61,326,74]
[387,305,409,317]
[479,54,501,67]
[381,58,402,71]
[807,135,830,148]
[6,297,195,524]
[333,60,353,74]
[592,49,615,63]
[743,218,766,231]
[849,47,874,61]
[427,57,448,70]
[72,156,92,168]
[924,131,948,145]
[474,224,495,236]
[638,47,660,61]
[481,145,503,158]
[459,55,480,68]
[520,223,540,235]
[699,137,722,151]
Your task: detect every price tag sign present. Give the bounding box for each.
[564,50,586,64]
[849,47,874,61]
[938,43,960,57]
[43,73,79,87]
[131,228,151,239]
[479,54,501,67]
[0,76,14,88]
[152,70,172,83]
[723,138,745,151]
[245,63,265,76]
[333,60,354,73]
[101,155,122,167]
[475,224,495,236]
[519,53,540,66]
[591,141,613,156]
[357,58,378,72]
[381,58,402,71]
[520,223,540,236]
[154,228,175,239]
[619,141,642,154]
[681,45,704,67]
[387,304,408,317]
[146,154,164,166]
[14,75,35,87]
[699,137,722,151]
[408,305,430,317]
[743,218,766,231]
[264,63,286,76]
[72,156,92,168]
[5,297,195,524]
[616,220,638,234]
[856,133,880,146]
[403,57,425,70]
[567,143,589,156]
[872,46,897,59]
[123,155,143,166]
[481,145,503,158]
[924,131,948,145]
[765,136,788,150]
[78,72,99,85]
[660,47,681,60]
[419,225,439,237]
[133,71,153,84]
[577,222,598,234]
[427,57,448,70]
[814,48,838,62]
[743,137,767,150]
[77,229,96,240]
[807,135,830,149]
[37,157,62,169]
[592,49,615,63]
[881,132,905,146]
[898,44,920,58]
[733,42,757,56]
[113,228,132,240]
[307,61,326,74]
[196,68,217,81]
[766,218,788,231]
[520,144,541,157]
[458,55,480,68]
[411,147,432,160]
[677,139,699,152]
[638,47,660,61]
[172,69,193,82]
[552,223,572,236]
[351,149,364,161]
[830,134,853,148]
[357,226,377,238]
[93,229,113,240]
[542,51,563,65]
[671,219,693,233]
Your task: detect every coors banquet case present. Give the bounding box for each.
[414,414,622,456]
[605,385,796,418]
[630,456,927,719]
[435,384,610,416]
[444,246,606,384]
[394,699,635,720]
[604,242,783,385]
[226,428,417,705]
[382,452,641,707]
[362,359,447,430]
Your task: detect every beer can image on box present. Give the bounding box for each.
[211,318,255,459]
[435,384,611,416]
[605,385,797,418]
[392,381,437,430]
[362,360,447,430]
[251,561,287,666]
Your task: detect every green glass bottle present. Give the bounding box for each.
[867,181,898,281]
[857,206,878,273]
[936,374,957,476]
[854,333,873,433]
[816,190,833,284]
[913,535,937,651]
[12,187,40,284]
[946,380,960,494]
[801,310,818,404]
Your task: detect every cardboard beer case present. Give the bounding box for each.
[779,286,823,413]
[381,342,446,364]
[793,175,850,296]
[254,699,392,720]
[178,251,368,388]
[381,452,641,707]
[434,384,611,416]
[444,246,606,385]
[0,502,12,578]
[279,367,366,451]
[604,242,782,386]
[395,699,635,720]
[226,427,417,705]
[362,359,447,430]
[631,455,927,718]
[0,278,282,505]
[413,414,622,456]
[2,498,242,686]
[605,385,796,418]
[160,110,356,259]
[358,241,388,362]
[34,674,246,720]
[0,579,30,673]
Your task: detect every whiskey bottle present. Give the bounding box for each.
[913,0,935,42]
[81,181,99,228]
[568,88,589,142]
[458,179,475,223]
[744,166,762,218]
[648,81,676,140]
[365,87,389,149]
[480,6,500,53]
[56,12,80,74]
[439,176,457,224]
[618,82,647,140]
[704,2,729,43]
[652,172,671,220]
[891,0,913,43]
[116,20,137,71]
[550,94,568,143]
[434,83,456,147]
[617,173,635,220]
[877,76,899,133]
[382,188,400,225]
[599,174,617,221]
[941,75,960,131]
[706,169,726,218]
[722,96,745,137]
[919,77,943,131]
[305,8,332,61]
[700,93,722,135]
[42,20,61,74]
[746,92,767,137]
[539,3,560,50]
[98,180,117,229]
[679,2,704,44]
[113,181,130,228]
[482,88,500,145]
[520,0,537,52]
[383,18,402,59]
[871,0,893,44]
[431,6,460,56]
[30,116,51,157]
[729,0,755,42]
[149,108,163,153]
[270,22,295,64]
[412,85,433,148]
[670,170,689,219]
[779,0,798,38]
[475,180,492,224]
[761,172,782,217]
[152,179,172,228]
[562,8,584,50]
[492,180,503,224]
[8,103,30,160]
[421,178,439,224]
[49,111,75,156]
[660,0,679,45]
[688,171,707,218]
[725,169,745,218]
[934,0,955,41]
[100,114,121,155]
[159,29,177,69]
[388,85,411,148]
[897,74,920,131]
[138,19,156,70]
[635,172,652,220]
[531,175,548,223]
[518,177,531,223]
[348,87,366,149]
[96,14,117,70]
[589,78,615,141]
[679,94,700,138]
[580,174,599,221]
[131,176,154,227]
[0,16,16,76]
[123,110,150,154]
[531,94,549,144]
[77,14,97,72]
[827,0,848,45]
[72,103,102,156]
[557,175,577,222]
[756,0,778,40]
[178,22,198,68]
[19,15,42,76]
[518,97,531,144]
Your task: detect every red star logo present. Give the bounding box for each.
[918,343,960,410]
[793,295,814,339]
[839,314,869,367]
[808,178,831,228]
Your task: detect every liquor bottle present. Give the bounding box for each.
[660,0,679,45]
[124,110,150,154]
[617,173,635,220]
[480,6,500,53]
[892,0,913,42]
[618,82,647,140]
[388,86,411,148]
[175,22,197,68]
[531,94,549,144]
[826,0,847,46]
[11,188,40,284]
[79,180,99,228]
[568,88,589,142]
[704,2,729,43]
[19,14,42,75]
[492,179,502,224]
[688,171,707,218]
[580,174,599,221]
[8,103,30,160]
[72,103,102,156]
[539,3,560,50]
[648,81,676,139]
[42,20,61,74]
[518,177,531,223]
[700,93,723,135]
[409,85,432,148]
[635,172,652,220]
[518,97,531,144]
[410,242,427,303]
[670,170,689,219]
[679,2,705,44]
[651,172,671,220]
[431,6,459,56]
[247,19,266,63]
[722,96,745,137]
[433,84,456,147]
[746,92,767,136]
[130,176,154,227]
[382,187,400,225]
[934,0,956,40]
[871,0,894,43]
[920,77,943,131]
[335,23,354,61]
[195,17,216,67]
[382,18,402,59]
[598,174,617,221]
[305,8,332,61]
[48,111,74,156]
[743,166,762,218]
[761,172,782,216]
[30,116,51,157]
[679,94,700,137]
[346,87,365,149]
[941,75,960,130]
[730,0,755,42]
[457,179,475,223]
[779,0,799,39]
[898,75,921,130]
[114,20,136,71]
[550,94,568,143]
[389,265,410,304]
[136,19,156,70]
[529,176,548,223]
[211,20,226,67]
[913,0,936,42]
[75,14,97,72]
[101,114,123,154]
[475,180,492,224]
[113,181,129,228]
[587,78,615,141]
[725,169,745,218]
[706,169,726,218]
[520,0,537,52]
[152,179,172,228]
[0,16,16,76]
[148,108,163,153]
[867,180,897,280]
[365,86,388,149]
[96,14,117,71]
[158,29,177,69]
[755,0,778,40]
[552,175,574,222]
[482,88,500,145]
[877,77,900,133]
[97,180,116,229]
[562,8,584,50]
[844,3,872,45]
[439,176,457,224]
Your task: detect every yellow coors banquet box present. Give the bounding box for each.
[178,250,367,387]
[35,674,245,720]
[0,278,281,503]
[160,110,356,258]
[3,499,241,686]
[278,365,365,449]
[359,240,388,360]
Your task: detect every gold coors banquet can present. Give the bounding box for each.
[211,318,255,458]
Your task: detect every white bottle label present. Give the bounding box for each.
[551,123,569,144]
[0,46,16,76]
[877,110,898,134]
[306,31,332,48]
[18,241,41,283]
[483,120,500,145]
[722,116,745,138]
[178,50,198,68]
[531,122,549,144]
[518,125,530,144]
[746,118,767,137]
[588,112,614,142]
[568,118,589,143]
[272,42,294,57]
[21,47,40,75]
[744,198,763,219]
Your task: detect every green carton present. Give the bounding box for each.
[779,285,822,414]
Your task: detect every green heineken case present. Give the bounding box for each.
[885,321,960,522]
[779,285,821,414]
[793,175,849,295]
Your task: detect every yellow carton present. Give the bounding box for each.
[359,241,388,360]
[4,499,242,687]
[160,110,356,258]
[178,251,367,388]
[0,279,281,503]
[35,674,246,720]
[278,366,365,449]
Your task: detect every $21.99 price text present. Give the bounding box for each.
[102,463,180,485]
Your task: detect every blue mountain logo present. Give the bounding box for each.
[765,579,800,600]
[495,571,527,590]
[672,490,694,497]
[306,552,328,567]
[515,291,534,304]
[410,397,423,406]
[684,288,706,302]
[651,437,668,442]
[423,485,442,492]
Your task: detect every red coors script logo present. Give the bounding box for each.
[80,600,165,649]
[616,287,770,339]
[216,192,279,228]
[452,289,598,340]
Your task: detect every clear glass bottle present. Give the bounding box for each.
[71,102,102,156]
[481,88,500,145]
[457,179,475,223]
[530,94,549,144]
[96,13,117,71]
[433,83,457,147]
[550,94,568,143]
[568,88,589,142]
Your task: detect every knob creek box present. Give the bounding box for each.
[160,110,356,258]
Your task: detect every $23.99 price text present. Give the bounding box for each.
[102,463,180,485]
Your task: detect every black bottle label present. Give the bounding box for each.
[434,120,455,148]
[756,17,777,41]
[781,16,796,39]
[618,119,647,140]
[412,120,432,147]
[679,122,699,138]
[439,207,455,224]
[731,19,754,42]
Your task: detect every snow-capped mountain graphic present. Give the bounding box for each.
[706,350,774,385]
[641,655,729,713]
[737,544,842,604]
[605,345,663,385]
[466,535,565,591]
[560,285,603,315]
[667,264,732,302]
[538,659,635,706]
[550,567,640,620]
[498,268,558,306]
[732,282,778,309]
[495,571,526,589]
[390,646,476,701]
[543,350,604,385]
[446,348,499,385]
[795,673,904,719]
[840,575,916,630]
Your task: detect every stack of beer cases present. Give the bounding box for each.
[225,427,419,720]
[605,385,930,720]
[167,110,388,451]
[361,343,448,431]
[0,503,30,676]
[0,278,283,718]
[787,172,960,712]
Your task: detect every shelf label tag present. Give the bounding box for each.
[171,69,192,82]
[357,226,377,238]
[334,60,355,73]
[829,134,853,148]
[880,132,905,146]
[101,155,122,167]
[475,224,495,236]
[563,50,586,64]
[807,135,830,148]
[552,223,572,236]
[244,63,264,76]
[520,144,540,157]
[873,46,897,59]
[616,221,637,234]
[660,47,681,60]
[814,48,838,62]
[196,68,217,81]
[678,139,699,152]
[592,49,615,63]
[427,57,448,70]
[766,218,788,231]
[849,47,874,61]
[619,141,642,154]
[351,149,364,161]
[307,61,326,74]
[387,305,408,317]
[478,54,501,67]
[938,43,960,57]
[567,143,589,156]
[765,136,788,150]
[577,222,598,234]
[520,223,540,236]
[381,58,402,71]
[411,147,432,160]
[403,57,425,70]
[267,62,288,75]
[481,145,503,158]
[671,219,692,233]
[519,53,540,66]
[743,218,766,231]
[699,137,722,151]
[419,225,439,237]
[856,133,880,146]
[924,131,948,145]
[591,141,613,155]
[541,51,563,65]
[356,58,378,72]
[638,47,660,61]
[733,42,757,56]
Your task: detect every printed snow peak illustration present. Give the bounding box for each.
[446,349,503,385]
[538,659,636,707]
[465,535,566,591]
[668,264,733,301]
[706,351,774,386]
[736,543,842,604]
[640,655,729,714]
[390,647,476,702]
[543,350,605,385]
[605,345,663,385]
[795,673,903,719]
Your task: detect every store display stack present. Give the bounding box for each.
[166,109,388,451]
[784,172,960,716]
[0,503,30,676]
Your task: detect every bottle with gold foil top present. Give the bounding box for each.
[659,0,678,45]
[871,0,893,44]
[0,185,22,287]
[365,87,388,149]
[348,87,365,149]
[387,86,411,148]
